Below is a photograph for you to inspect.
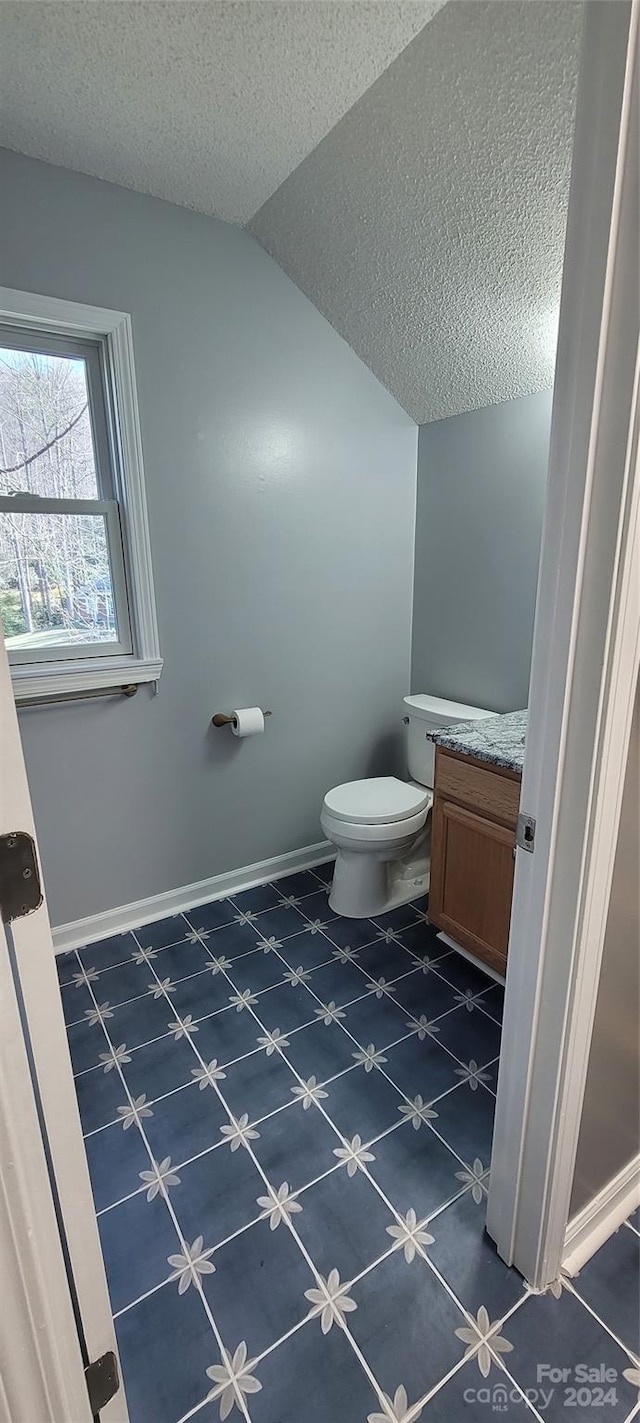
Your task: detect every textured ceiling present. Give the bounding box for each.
[0,0,582,423]
[0,0,443,225]
[251,1,583,423]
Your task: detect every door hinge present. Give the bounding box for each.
[85,1352,120,1416]
[515,812,537,853]
[0,831,43,924]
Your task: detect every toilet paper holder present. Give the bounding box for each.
[212,709,272,727]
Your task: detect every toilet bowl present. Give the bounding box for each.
[321,694,493,918]
[321,777,433,918]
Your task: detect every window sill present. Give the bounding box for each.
[12,656,164,704]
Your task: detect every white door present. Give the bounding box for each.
[0,633,128,1423]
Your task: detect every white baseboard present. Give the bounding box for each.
[436,931,506,986]
[562,1154,640,1276]
[52,841,334,955]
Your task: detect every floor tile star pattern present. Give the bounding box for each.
[58,862,640,1422]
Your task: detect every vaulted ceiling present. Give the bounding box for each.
[0,0,581,423]
[251,1,583,422]
[0,1,443,224]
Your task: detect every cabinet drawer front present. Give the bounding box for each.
[436,749,521,826]
[439,801,515,966]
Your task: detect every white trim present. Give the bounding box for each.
[563,1155,640,1277]
[106,306,161,667]
[14,655,164,702]
[0,925,94,1423]
[0,287,162,702]
[0,288,131,339]
[435,932,506,986]
[52,840,335,953]
[487,0,639,1289]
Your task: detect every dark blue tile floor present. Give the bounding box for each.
[58,864,640,1423]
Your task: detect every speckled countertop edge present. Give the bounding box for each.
[427,709,527,774]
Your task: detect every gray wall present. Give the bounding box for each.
[570,678,640,1217]
[411,391,553,713]
[0,149,417,928]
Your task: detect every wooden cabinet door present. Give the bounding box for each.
[430,797,515,975]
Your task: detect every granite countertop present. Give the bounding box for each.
[427,709,528,774]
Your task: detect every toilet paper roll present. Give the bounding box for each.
[231,707,265,738]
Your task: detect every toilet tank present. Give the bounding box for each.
[403,694,494,788]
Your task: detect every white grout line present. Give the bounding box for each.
[81,956,256,1423]
[64,953,283,1027]
[67,902,428,1058]
[113,1155,488,1345]
[75,979,340,1090]
[101,924,473,1414]
[390,1292,545,1423]
[69,967,324,1078]
[65,918,194,978]
[96,1048,481,1225]
[69,924,493,1087]
[83,939,500,1206]
[111,1271,176,1320]
[224,924,491,1180]
[74,889,631,1423]
[287,904,502,1054]
[248,902,481,1054]
[75,958,276,1027]
[475,995,504,1029]
[172,924,505,1382]
[67,894,421,999]
[73,885,512,1421]
[309,865,333,886]
[57,880,337,986]
[175,1213,539,1423]
[561,1275,640,1365]
[79,881,637,1423]
[79,1043,496,1347]
[112,1121,453,1323]
[81,978,497,1158]
[66,886,499,1077]
[71,1021,187,1077]
[125,929,399,1420]
[84,1077,196,1143]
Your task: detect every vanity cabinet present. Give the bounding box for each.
[429,747,522,976]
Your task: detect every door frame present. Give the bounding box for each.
[0,919,93,1423]
[0,631,128,1421]
[487,0,640,1288]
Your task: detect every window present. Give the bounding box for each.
[0,290,161,700]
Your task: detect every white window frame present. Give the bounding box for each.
[4,497,133,665]
[0,288,162,701]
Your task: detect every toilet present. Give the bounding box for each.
[321,694,493,918]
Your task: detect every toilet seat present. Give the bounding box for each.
[321,801,431,846]
[323,776,430,826]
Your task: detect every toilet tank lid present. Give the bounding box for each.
[404,694,494,723]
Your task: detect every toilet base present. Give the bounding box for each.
[328,849,430,919]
